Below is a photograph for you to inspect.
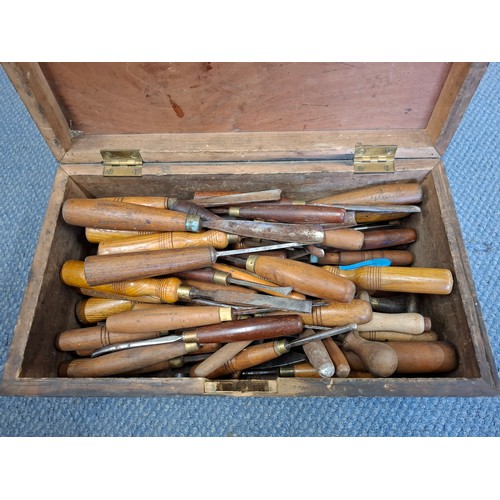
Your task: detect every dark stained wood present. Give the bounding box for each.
[39,62,452,135]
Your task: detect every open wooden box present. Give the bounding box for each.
[1,62,498,397]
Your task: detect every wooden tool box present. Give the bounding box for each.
[1,62,498,397]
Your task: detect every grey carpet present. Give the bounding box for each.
[0,63,498,437]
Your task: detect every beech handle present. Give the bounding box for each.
[299,329,335,377]
[322,229,365,250]
[99,196,169,209]
[62,198,200,232]
[342,331,398,377]
[322,337,351,377]
[357,312,430,334]
[59,341,195,377]
[190,341,253,377]
[85,228,159,243]
[75,298,135,324]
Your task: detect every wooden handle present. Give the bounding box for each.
[79,287,162,304]
[311,183,423,205]
[98,230,235,255]
[55,325,162,352]
[59,341,197,377]
[342,341,457,373]
[282,363,321,378]
[99,196,169,209]
[357,312,429,334]
[359,331,439,342]
[361,228,416,250]
[342,330,398,377]
[230,204,346,223]
[84,247,217,286]
[268,298,372,327]
[190,341,253,377]
[180,278,257,295]
[318,250,414,266]
[248,255,356,302]
[299,329,335,377]
[106,305,233,333]
[322,337,351,377]
[322,228,365,250]
[323,266,454,295]
[62,199,200,232]
[75,298,135,324]
[187,315,304,344]
[85,228,158,243]
[203,341,282,379]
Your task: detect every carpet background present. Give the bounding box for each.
[0,63,498,437]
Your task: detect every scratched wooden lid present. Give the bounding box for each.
[2,62,488,164]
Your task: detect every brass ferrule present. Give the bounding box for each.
[166,198,177,209]
[168,356,184,369]
[278,366,294,376]
[184,342,200,353]
[213,270,229,286]
[245,254,260,273]
[219,307,233,322]
[292,199,306,205]
[177,285,193,302]
[227,233,240,244]
[273,339,289,356]
[228,207,241,217]
[185,214,202,233]
[182,331,198,343]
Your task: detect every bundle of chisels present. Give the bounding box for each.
[55,182,459,379]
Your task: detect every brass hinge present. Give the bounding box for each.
[101,149,143,177]
[353,145,396,173]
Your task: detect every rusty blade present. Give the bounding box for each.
[202,219,324,244]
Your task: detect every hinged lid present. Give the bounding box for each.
[353,145,396,173]
[101,149,143,177]
[1,62,488,165]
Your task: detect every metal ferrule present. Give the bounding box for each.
[177,285,193,302]
[245,254,260,273]
[292,199,306,205]
[185,214,202,232]
[219,307,233,322]
[182,331,198,344]
[184,342,200,353]
[213,270,230,286]
[168,356,184,369]
[228,207,241,217]
[273,340,290,356]
[227,234,240,244]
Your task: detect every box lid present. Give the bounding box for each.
[2,62,488,164]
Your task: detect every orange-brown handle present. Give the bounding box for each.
[357,312,430,334]
[322,337,351,378]
[322,229,365,250]
[84,247,217,286]
[311,183,423,205]
[85,228,158,243]
[62,199,200,232]
[268,298,372,327]
[342,330,398,377]
[99,196,169,209]
[282,363,321,378]
[106,305,233,333]
[247,255,356,302]
[59,341,198,377]
[323,266,454,295]
[75,298,135,324]
[78,287,162,304]
[318,250,414,266]
[361,228,416,250]
[55,325,163,352]
[97,230,236,255]
[190,341,253,377]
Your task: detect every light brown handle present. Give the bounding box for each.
[55,325,162,352]
[299,329,335,377]
[99,196,169,209]
[59,341,198,377]
[318,250,414,266]
[62,199,200,232]
[248,255,356,302]
[85,228,158,243]
[311,183,423,205]
[357,312,429,334]
[84,247,217,286]
[98,230,235,255]
[342,330,398,377]
[359,331,438,342]
[322,229,365,250]
[106,305,233,333]
[75,298,135,324]
[322,337,351,377]
[323,266,454,295]
[190,341,253,377]
[282,363,321,378]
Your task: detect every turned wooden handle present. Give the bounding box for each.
[342,341,457,373]
[230,204,346,224]
[299,329,335,377]
[311,183,423,205]
[59,341,197,377]
[269,298,372,327]
[62,198,201,232]
[342,331,398,377]
[85,228,158,243]
[323,266,454,295]
[247,255,356,302]
[75,298,135,324]
[322,337,351,377]
[106,305,233,333]
[357,312,430,334]
[99,196,169,209]
[98,230,235,255]
[55,325,162,352]
[190,341,253,377]
[322,229,365,250]
[84,247,217,286]
[318,250,414,266]
[361,228,417,250]
[282,363,321,378]
[359,331,439,342]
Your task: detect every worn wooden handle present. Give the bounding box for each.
[248,255,356,302]
[311,183,423,205]
[190,341,253,377]
[322,337,351,377]
[323,266,454,295]
[84,247,217,286]
[359,331,439,342]
[361,228,417,250]
[98,230,235,255]
[230,204,346,223]
[106,305,233,333]
[99,196,169,209]
[342,330,398,377]
[299,329,335,377]
[322,229,365,250]
[318,250,414,266]
[75,298,135,324]
[59,341,197,378]
[85,228,158,243]
[357,312,430,334]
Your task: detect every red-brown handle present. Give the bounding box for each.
[230,204,346,223]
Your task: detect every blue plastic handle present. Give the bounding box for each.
[339,258,392,270]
